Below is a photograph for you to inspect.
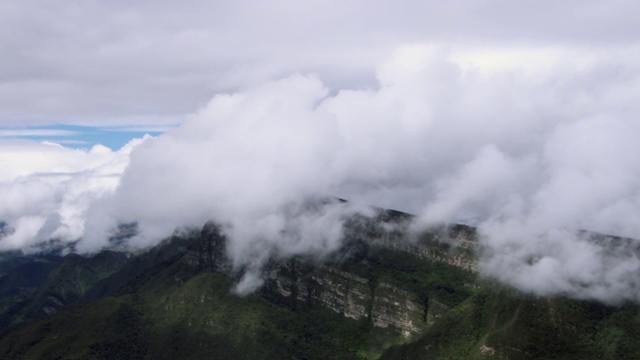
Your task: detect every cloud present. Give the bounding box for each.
[78,74,361,268]
[100,125,177,133]
[0,138,146,251]
[2,42,640,302]
[2,1,640,127]
[470,114,640,303]
[0,129,79,138]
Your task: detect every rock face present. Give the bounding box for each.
[354,211,479,272]
[186,221,230,272]
[264,261,446,338]
[373,231,478,272]
[193,212,474,339]
[266,262,372,319]
[370,282,424,337]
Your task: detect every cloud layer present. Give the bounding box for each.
[3,1,640,127]
[2,43,640,302]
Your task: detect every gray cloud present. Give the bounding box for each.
[2,2,640,302]
[68,45,640,300]
[2,1,640,126]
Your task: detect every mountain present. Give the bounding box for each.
[0,208,638,359]
[0,250,129,330]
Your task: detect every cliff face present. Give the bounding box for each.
[5,210,640,360]
[370,282,425,337]
[359,212,479,272]
[256,208,477,338]
[185,221,230,272]
[264,259,451,338]
[372,230,478,272]
[343,210,478,272]
[186,211,475,339]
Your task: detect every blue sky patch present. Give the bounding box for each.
[0,124,171,150]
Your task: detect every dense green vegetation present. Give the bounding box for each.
[0,250,129,329]
[382,286,640,360]
[0,235,400,359]
[0,219,640,359]
[341,245,476,308]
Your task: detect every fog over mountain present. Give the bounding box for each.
[2,1,640,303]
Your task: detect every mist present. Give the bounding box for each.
[0,138,145,251]
[2,44,640,302]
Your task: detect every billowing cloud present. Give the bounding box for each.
[0,138,146,251]
[80,45,640,300]
[2,42,640,301]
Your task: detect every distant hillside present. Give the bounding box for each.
[0,208,638,359]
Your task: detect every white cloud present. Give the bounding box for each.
[0,138,147,251]
[2,1,640,127]
[59,45,640,300]
[1,1,640,301]
[0,129,79,138]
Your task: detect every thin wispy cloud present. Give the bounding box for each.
[0,129,79,137]
[43,139,89,145]
[100,125,177,133]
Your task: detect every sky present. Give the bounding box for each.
[0,124,169,149]
[2,0,640,302]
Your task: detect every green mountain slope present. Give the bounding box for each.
[0,250,129,329]
[0,211,639,359]
[381,286,640,359]
[0,236,399,359]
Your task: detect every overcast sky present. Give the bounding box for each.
[2,1,640,302]
[1,0,639,128]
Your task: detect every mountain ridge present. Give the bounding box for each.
[0,207,638,359]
